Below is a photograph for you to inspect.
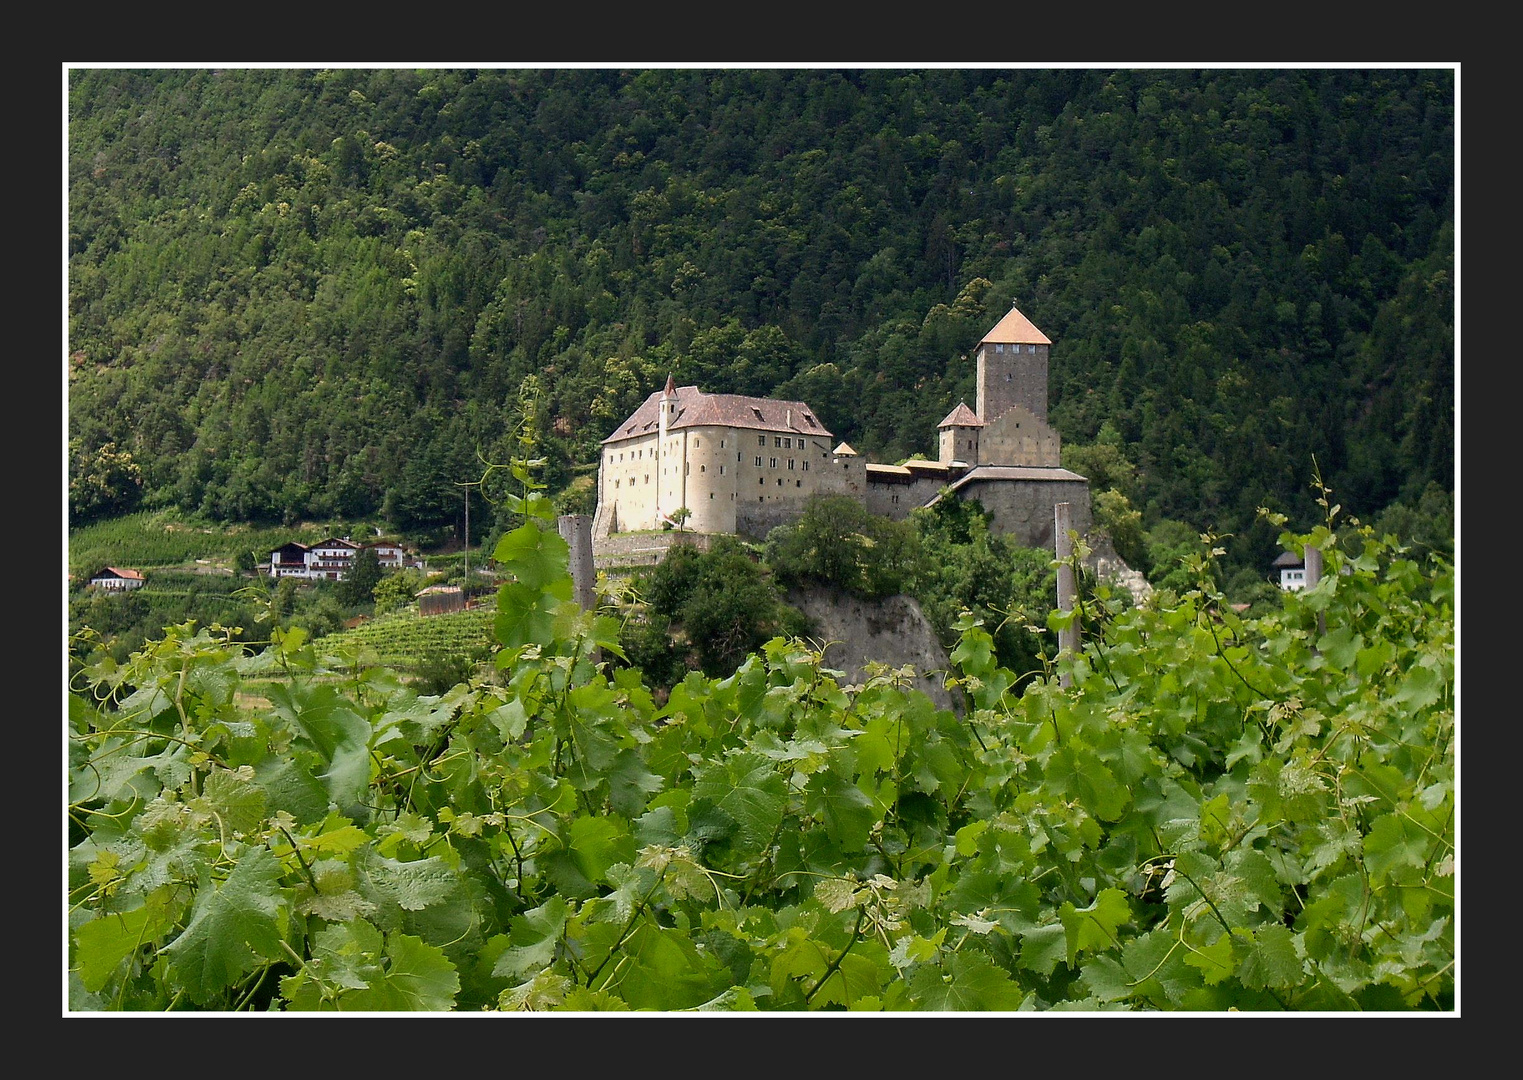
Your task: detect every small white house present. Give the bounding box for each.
[1272,550,1307,591]
[88,567,145,591]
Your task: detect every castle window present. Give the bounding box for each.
[775,436,782,447]
[755,456,763,467]
[802,461,809,472]
[758,435,766,446]
[777,478,783,486]
[645,475,649,484]
[720,440,725,448]
[784,437,792,448]
[710,492,715,499]
[694,439,700,447]
[770,457,777,468]
[718,465,723,474]
[796,480,801,487]
[759,478,764,485]
[892,494,900,505]
[788,459,795,470]
[996,343,1004,353]
[759,495,764,502]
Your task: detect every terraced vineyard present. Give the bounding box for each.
[312,601,500,672]
[68,510,330,577]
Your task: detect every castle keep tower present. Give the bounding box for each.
[975,303,1051,423]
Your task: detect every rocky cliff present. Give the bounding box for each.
[784,586,958,713]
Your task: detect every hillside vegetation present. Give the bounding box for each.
[68,68,1453,578]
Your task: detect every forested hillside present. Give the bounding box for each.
[67,68,1454,572]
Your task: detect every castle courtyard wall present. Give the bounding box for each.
[956,477,1092,549]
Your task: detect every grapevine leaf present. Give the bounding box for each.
[492,896,570,979]
[1120,925,1199,1006]
[1362,812,1429,885]
[194,766,267,836]
[559,986,634,1011]
[1234,923,1304,991]
[815,877,861,914]
[905,951,1025,1011]
[340,932,460,1011]
[161,846,286,1005]
[1059,888,1131,967]
[1181,932,1236,986]
[597,921,729,1010]
[73,893,177,993]
[493,522,571,592]
[805,770,877,851]
[358,853,459,912]
[606,747,665,817]
[495,582,560,650]
[1016,922,1068,976]
[691,755,788,859]
[1078,953,1135,1003]
[565,814,636,887]
[1044,743,1129,822]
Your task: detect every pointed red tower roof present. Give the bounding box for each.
[980,303,1051,346]
[937,402,983,428]
[664,373,677,396]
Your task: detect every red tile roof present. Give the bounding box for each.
[937,402,983,428]
[96,567,144,581]
[980,304,1051,346]
[604,385,833,443]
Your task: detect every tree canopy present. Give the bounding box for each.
[69,68,1454,577]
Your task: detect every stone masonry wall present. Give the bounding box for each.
[961,478,1093,549]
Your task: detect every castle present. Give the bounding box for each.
[591,303,1093,555]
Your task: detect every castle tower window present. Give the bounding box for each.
[759,478,764,485]
[709,492,714,499]
[802,461,809,471]
[700,464,705,472]
[777,478,783,486]
[770,457,777,468]
[796,480,802,487]
[720,440,725,448]
[694,439,700,447]
[756,456,763,466]
[788,459,795,470]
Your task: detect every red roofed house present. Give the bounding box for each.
[87,567,145,591]
[593,373,866,541]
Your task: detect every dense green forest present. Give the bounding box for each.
[67,67,1454,575]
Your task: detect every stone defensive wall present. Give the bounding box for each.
[591,530,713,571]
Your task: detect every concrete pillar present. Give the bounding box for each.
[1054,502,1079,688]
[557,514,596,612]
[1305,544,1326,637]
